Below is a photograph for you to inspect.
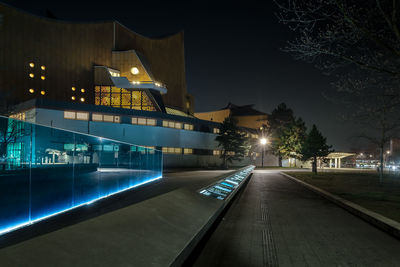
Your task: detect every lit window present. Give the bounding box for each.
[184,148,193,154]
[103,115,114,122]
[40,90,45,95]
[132,117,138,124]
[29,88,34,94]
[138,118,147,125]
[167,147,175,153]
[41,76,45,80]
[162,147,168,153]
[92,114,103,121]
[184,124,194,130]
[29,73,34,78]
[29,63,34,68]
[76,112,89,121]
[131,67,139,75]
[175,122,182,129]
[64,111,76,120]
[10,112,26,121]
[71,96,76,100]
[213,150,221,156]
[213,128,220,134]
[162,120,169,127]
[168,121,175,128]
[147,119,156,126]
[174,148,182,154]
[41,65,46,70]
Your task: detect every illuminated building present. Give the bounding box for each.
[0,2,193,114]
[0,3,277,167]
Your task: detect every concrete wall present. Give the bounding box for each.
[28,108,218,150]
[26,108,280,168]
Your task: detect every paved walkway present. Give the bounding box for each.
[193,170,400,267]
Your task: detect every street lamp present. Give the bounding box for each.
[260,138,267,167]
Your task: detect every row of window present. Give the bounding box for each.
[162,147,193,155]
[64,111,194,131]
[132,117,157,126]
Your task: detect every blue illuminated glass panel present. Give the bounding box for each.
[0,116,163,235]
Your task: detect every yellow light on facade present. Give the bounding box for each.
[40,90,45,95]
[29,88,34,94]
[41,76,45,80]
[80,97,85,102]
[29,63,35,68]
[72,87,76,91]
[81,88,85,93]
[71,96,76,100]
[41,65,46,70]
[131,67,139,75]
[29,73,34,78]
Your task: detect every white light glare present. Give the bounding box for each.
[260,138,267,145]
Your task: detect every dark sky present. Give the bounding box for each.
[3,0,360,151]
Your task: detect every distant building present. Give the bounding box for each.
[195,103,269,130]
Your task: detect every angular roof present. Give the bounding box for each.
[221,103,267,116]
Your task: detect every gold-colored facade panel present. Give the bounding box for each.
[94,86,156,111]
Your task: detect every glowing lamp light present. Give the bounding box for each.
[260,138,267,145]
[29,88,34,94]
[72,87,76,91]
[387,150,391,154]
[40,90,45,95]
[29,62,35,68]
[41,66,46,70]
[40,76,45,80]
[29,73,34,78]
[81,88,85,93]
[71,96,76,100]
[131,67,139,75]
[80,97,85,102]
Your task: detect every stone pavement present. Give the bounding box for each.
[192,170,400,267]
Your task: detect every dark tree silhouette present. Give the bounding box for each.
[216,117,250,168]
[301,125,333,174]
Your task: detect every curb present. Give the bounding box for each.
[171,166,254,267]
[280,172,400,240]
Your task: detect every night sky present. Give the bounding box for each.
[3,0,360,151]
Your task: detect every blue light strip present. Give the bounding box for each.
[0,175,162,236]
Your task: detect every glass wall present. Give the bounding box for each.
[0,116,162,235]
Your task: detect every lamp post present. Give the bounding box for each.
[260,138,267,167]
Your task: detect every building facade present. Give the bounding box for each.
[0,2,193,113]
[1,3,278,168]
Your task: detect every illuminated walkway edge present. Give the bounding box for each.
[0,175,162,236]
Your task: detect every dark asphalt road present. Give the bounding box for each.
[192,170,400,267]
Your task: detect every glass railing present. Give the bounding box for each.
[0,116,162,235]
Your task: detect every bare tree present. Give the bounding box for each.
[0,95,21,170]
[332,75,400,180]
[275,0,400,178]
[275,0,400,76]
